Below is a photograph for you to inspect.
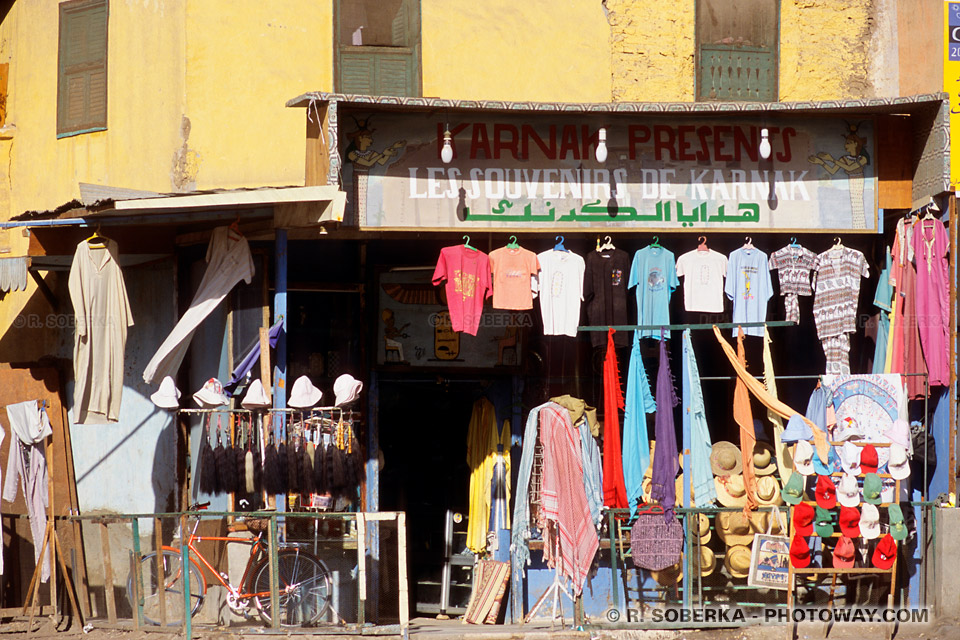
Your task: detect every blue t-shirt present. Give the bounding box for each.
[628,245,679,339]
[724,247,773,337]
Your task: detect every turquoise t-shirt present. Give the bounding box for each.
[724,247,773,337]
[628,245,679,339]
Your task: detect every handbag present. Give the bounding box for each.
[629,505,683,571]
[747,506,790,590]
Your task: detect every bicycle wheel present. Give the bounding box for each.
[127,549,206,626]
[251,549,331,627]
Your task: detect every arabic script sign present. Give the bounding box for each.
[339,111,877,231]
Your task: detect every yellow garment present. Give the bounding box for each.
[712,326,830,463]
[762,329,792,484]
[466,397,499,554]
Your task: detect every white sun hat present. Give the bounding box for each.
[193,378,228,408]
[334,374,364,407]
[151,376,182,410]
[241,379,271,409]
[288,375,323,409]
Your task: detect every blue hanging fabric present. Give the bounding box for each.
[622,332,656,518]
[683,330,717,506]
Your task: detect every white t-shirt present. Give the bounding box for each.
[535,249,585,337]
[675,249,728,313]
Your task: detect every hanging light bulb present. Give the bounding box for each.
[440,128,454,164]
[759,128,772,160]
[595,127,608,163]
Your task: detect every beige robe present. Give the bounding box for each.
[69,239,134,424]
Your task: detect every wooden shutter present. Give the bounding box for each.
[340,51,376,95]
[58,0,108,136]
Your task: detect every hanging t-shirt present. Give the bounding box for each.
[724,247,773,337]
[675,248,727,313]
[535,249,585,337]
[583,248,631,347]
[432,245,492,336]
[812,246,869,340]
[628,245,679,340]
[489,246,539,310]
[768,245,819,324]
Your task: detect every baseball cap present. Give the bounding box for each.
[812,446,840,476]
[838,506,861,538]
[862,473,883,505]
[781,472,806,506]
[793,502,815,537]
[840,441,861,475]
[794,440,815,476]
[888,444,910,481]
[815,475,837,509]
[872,534,897,570]
[860,444,879,475]
[860,503,880,539]
[790,535,811,568]
[837,472,861,508]
[833,536,856,568]
[888,504,908,542]
[814,506,835,538]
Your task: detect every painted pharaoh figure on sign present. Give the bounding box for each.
[807,122,870,229]
[345,116,406,221]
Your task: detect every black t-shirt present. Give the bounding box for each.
[584,248,631,347]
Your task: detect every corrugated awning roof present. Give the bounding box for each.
[286,90,949,117]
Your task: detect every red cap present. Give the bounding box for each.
[838,506,861,538]
[860,445,878,475]
[793,502,815,537]
[833,536,856,568]
[872,533,897,569]
[790,535,811,568]
[815,475,837,509]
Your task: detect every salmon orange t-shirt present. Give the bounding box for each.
[489,246,540,310]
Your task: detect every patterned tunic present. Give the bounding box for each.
[768,245,819,324]
[813,246,869,339]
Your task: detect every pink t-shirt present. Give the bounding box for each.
[432,245,492,336]
[489,246,540,310]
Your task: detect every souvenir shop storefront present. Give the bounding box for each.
[282,90,956,625]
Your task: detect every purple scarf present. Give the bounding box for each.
[650,332,679,520]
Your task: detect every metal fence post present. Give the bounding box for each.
[269,514,280,629]
[181,514,191,638]
[130,518,144,628]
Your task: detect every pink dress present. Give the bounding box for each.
[913,218,950,387]
[432,245,492,336]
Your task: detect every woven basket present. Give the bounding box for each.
[243,517,272,533]
[630,511,683,571]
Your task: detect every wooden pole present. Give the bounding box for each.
[99,522,117,623]
[154,518,167,626]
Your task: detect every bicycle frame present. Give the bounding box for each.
[160,519,274,601]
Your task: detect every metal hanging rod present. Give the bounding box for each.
[577,321,797,332]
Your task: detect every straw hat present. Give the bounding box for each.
[752,441,777,476]
[693,545,716,578]
[755,475,783,506]
[714,474,748,508]
[696,513,712,545]
[716,511,767,547]
[651,557,684,585]
[724,544,752,579]
[711,441,742,477]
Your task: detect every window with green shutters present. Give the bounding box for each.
[335,0,421,97]
[57,0,108,137]
[696,0,778,102]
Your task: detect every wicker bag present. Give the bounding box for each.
[629,508,683,571]
[243,517,272,534]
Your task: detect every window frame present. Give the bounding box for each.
[57,0,109,138]
[694,0,780,103]
[333,0,422,97]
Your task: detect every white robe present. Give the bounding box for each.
[69,239,134,424]
[143,226,255,385]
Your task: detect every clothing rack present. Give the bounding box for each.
[577,321,796,332]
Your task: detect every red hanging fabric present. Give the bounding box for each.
[602,328,628,509]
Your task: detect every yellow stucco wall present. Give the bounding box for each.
[184,1,332,189]
[421,0,611,103]
[605,0,696,102]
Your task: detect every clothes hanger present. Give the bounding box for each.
[789,236,800,248]
[85,225,107,247]
[636,502,665,515]
[462,235,477,251]
[650,236,662,249]
[596,235,615,253]
[833,236,844,249]
[553,235,568,252]
[506,235,520,249]
[743,236,754,249]
[696,235,708,251]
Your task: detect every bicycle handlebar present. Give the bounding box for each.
[188,501,210,511]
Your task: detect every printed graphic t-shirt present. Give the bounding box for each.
[724,247,773,337]
[675,249,728,313]
[489,246,540,310]
[432,245,492,336]
[628,246,679,340]
[536,249,586,337]
[584,249,631,347]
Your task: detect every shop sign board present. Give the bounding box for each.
[341,112,878,232]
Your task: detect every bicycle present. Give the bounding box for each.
[126,502,333,627]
